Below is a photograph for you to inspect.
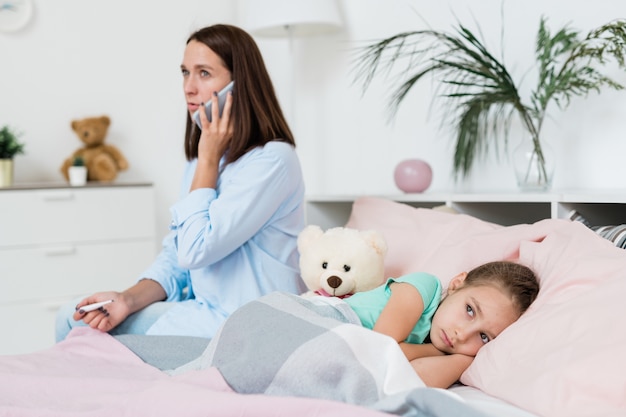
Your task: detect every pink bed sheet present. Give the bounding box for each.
[0,327,389,417]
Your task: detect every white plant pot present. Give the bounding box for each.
[0,159,13,187]
[68,166,87,186]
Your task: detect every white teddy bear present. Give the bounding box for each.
[297,225,388,298]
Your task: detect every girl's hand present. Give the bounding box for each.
[410,353,474,388]
[400,342,446,361]
[73,291,131,333]
[197,89,234,164]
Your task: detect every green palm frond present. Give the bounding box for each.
[534,18,626,115]
[352,15,626,180]
[353,23,530,178]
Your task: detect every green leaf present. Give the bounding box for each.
[0,125,26,159]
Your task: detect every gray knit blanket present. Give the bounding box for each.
[169,292,489,417]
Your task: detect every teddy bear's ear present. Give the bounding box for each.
[297,225,324,250]
[71,120,78,131]
[100,116,111,127]
[360,230,388,257]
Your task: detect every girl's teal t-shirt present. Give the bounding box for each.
[344,272,442,344]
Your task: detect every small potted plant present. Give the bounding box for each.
[68,155,88,186]
[0,125,26,187]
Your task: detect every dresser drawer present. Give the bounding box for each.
[0,300,60,355]
[0,186,155,247]
[0,240,156,304]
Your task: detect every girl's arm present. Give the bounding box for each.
[373,282,424,343]
[399,342,445,361]
[410,353,474,388]
[373,279,471,388]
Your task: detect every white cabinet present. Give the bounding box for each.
[305,190,626,229]
[0,183,157,354]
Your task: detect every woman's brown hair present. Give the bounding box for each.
[183,24,295,163]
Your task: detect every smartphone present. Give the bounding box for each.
[193,80,235,129]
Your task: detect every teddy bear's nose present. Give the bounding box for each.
[327,276,343,289]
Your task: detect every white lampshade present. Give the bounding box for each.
[238,0,343,37]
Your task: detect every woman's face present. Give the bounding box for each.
[429,277,520,357]
[181,40,232,118]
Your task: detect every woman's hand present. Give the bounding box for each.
[73,291,131,333]
[191,88,234,190]
[73,279,167,334]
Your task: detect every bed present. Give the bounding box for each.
[1,196,625,417]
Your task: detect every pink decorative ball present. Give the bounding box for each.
[393,159,433,193]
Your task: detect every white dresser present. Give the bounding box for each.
[0,183,157,354]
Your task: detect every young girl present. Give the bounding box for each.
[344,261,540,388]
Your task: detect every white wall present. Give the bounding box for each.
[1,0,236,242]
[2,0,625,244]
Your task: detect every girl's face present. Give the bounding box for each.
[429,274,520,357]
[181,40,232,118]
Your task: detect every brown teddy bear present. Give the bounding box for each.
[60,115,129,182]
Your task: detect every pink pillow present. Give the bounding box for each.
[346,197,549,288]
[345,197,626,417]
[462,223,626,417]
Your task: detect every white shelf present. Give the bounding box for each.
[305,190,626,229]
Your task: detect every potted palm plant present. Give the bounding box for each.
[0,125,26,187]
[353,16,626,190]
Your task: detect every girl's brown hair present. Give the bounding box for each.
[464,261,540,315]
[183,24,295,163]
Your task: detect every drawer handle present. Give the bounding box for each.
[40,191,75,201]
[44,246,76,256]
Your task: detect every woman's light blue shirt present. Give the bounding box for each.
[140,141,307,337]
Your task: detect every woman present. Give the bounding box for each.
[56,24,307,341]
